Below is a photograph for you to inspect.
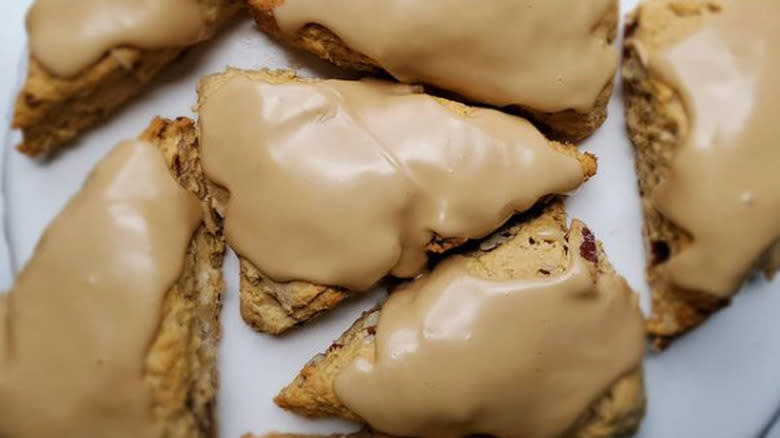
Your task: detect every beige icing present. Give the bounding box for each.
[274,0,617,113]
[648,0,780,296]
[335,231,644,438]
[198,75,585,291]
[27,0,208,77]
[0,140,202,438]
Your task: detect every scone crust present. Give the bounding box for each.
[143,224,224,438]
[274,202,646,438]
[247,0,618,143]
[13,0,242,157]
[195,68,598,335]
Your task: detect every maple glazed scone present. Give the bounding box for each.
[273,202,646,438]
[623,0,780,347]
[12,0,242,157]
[248,0,619,142]
[195,68,598,335]
[0,121,226,438]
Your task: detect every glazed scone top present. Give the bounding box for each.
[27,0,209,77]
[641,0,780,296]
[334,225,645,438]
[274,0,617,113]
[198,74,587,292]
[0,141,201,437]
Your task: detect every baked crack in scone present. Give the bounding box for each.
[0,121,225,438]
[248,0,619,142]
[272,202,646,438]
[623,0,780,348]
[12,0,242,157]
[192,68,598,335]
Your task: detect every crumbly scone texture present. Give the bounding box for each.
[622,0,780,349]
[274,201,646,438]
[195,68,598,335]
[12,0,243,158]
[140,118,226,437]
[247,0,617,143]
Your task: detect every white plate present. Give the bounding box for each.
[3,2,780,437]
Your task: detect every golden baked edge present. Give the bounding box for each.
[140,117,226,438]
[246,0,618,143]
[194,67,598,335]
[12,0,243,158]
[271,201,646,438]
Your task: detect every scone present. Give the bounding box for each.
[192,68,599,335]
[623,0,780,348]
[0,120,225,438]
[273,202,646,438]
[12,0,242,157]
[247,0,619,142]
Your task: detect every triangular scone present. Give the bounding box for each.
[12,0,242,158]
[623,0,780,348]
[192,68,598,335]
[0,119,225,436]
[247,0,617,143]
[274,202,646,438]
